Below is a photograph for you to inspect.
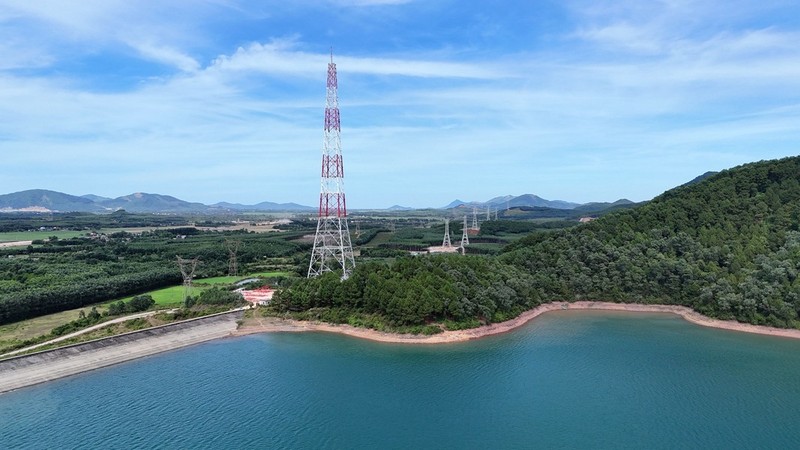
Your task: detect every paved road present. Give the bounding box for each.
[1,310,175,358]
[0,311,243,394]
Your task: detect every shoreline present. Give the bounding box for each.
[234,301,800,343]
[4,302,799,394]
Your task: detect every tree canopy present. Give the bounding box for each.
[275,156,800,330]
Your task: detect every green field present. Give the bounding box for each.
[0,308,90,349]
[115,285,194,306]
[0,230,86,243]
[114,282,222,307]
[114,272,293,306]
[0,271,292,349]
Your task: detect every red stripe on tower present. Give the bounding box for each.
[325,108,340,131]
[308,53,356,279]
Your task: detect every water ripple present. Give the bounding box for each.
[3,315,800,449]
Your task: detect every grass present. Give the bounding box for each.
[3,317,165,357]
[0,230,86,243]
[145,285,194,306]
[0,271,293,347]
[114,272,293,307]
[0,307,97,351]
[106,271,294,307]
[113,285,196,306]
[0,286,193,349]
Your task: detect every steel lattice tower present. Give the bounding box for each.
[460,215,470,247]
[176,256,199,301]
[308,53,355,279]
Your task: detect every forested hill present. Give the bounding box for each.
[502,156,800,327]
[273,156,800,332]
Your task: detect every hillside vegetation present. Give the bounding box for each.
[503,156,800,327]
[272,156,800,330]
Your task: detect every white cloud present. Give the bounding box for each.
[1,1,799,206]
[0,41,54,70]
[210,41,509,79]
[576,22,665,54]
[0,0,211,72]
[128,41,201,72]
[0,0,132,36]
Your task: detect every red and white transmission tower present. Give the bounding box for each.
[308,53,355,279]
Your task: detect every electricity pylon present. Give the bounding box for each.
[176,256,199,301]
[308,52,355,280]
[224,239,240,276]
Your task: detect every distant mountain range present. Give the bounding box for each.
[0,190,102,213]
[209,201,313,212]
[442,194,628,211]
[0,190,315,213]
[0,188,642,215]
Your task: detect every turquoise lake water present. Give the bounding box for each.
[2,310,800,449]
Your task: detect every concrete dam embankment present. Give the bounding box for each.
[0,311,243,394]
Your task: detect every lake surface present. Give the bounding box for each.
[2,310,800,449]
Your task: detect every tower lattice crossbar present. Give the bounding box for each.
[308,53,355,280]
[176,256,200,301]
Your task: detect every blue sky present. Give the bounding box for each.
[1,0,799,208]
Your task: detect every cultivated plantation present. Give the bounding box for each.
[2,156,799,354]
[0,206,564,353]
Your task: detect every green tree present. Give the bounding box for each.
[128,295,155,312]
[87,307,101,321]
[108,301,126,316]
